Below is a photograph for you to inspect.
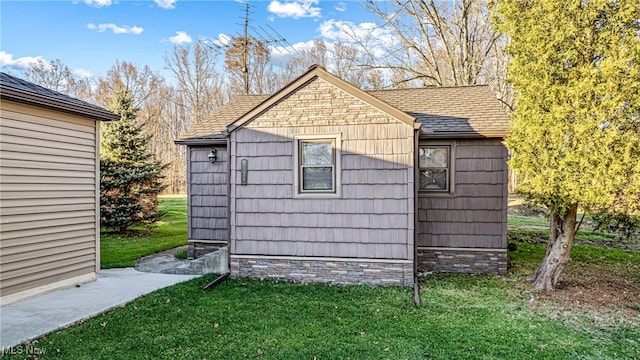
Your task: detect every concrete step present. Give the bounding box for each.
[175,246,228,275]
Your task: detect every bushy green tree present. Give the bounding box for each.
[100,90,167,233]
[493,0,640,289]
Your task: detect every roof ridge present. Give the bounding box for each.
[368,84,490,92]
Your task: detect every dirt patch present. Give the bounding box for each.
[528,263,640,317]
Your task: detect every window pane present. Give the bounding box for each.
[302,167,333,190]
[302,142,332,165]
[419,147,448,168]
[419,169,448,190]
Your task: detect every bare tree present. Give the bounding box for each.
[363,0,504,90]
[284,39,383,90]
[164,42,225,125]
[23,59,93,100]
[94,61,164,110]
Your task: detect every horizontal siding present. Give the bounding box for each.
[230,78,414,260]
[188,146,228,242]
[0,101,98,298]
[417,139,508,248]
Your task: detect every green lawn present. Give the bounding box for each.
[15,273,639,359]
[18,200,637,359]
[100,196,188,268]
[508,214,549,228]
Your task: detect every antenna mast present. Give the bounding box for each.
[242,3,250,95]
[199,2,298,95]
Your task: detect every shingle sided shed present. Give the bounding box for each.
[0,73,119,305]
[176,65,510,286]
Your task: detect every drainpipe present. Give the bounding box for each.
[225,135,232,275]
[413,124,421,307]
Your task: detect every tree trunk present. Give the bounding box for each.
[526,203,579,290]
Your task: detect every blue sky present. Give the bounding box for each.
[0,0,382,80]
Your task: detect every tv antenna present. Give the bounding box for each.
[199,2,298,95]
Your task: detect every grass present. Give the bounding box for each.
[13,199,636,359]
[100,196,188,268]
[508,215,549,228]
[14,274,638,359]
[173,250,188,260]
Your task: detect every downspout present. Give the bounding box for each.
[225,134,232,274]
[413,124,421,307]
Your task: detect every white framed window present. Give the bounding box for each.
[294,134,341,197]
[419,145,451,192]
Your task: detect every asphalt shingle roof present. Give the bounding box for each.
[179,82,510,140]
[368,85,510,135]
[0,72,119,121]
[181,95,269,139]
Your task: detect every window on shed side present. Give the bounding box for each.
[299,139,336,193]
[419,146,450,192]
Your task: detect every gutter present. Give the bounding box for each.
[174,138,227,146]
[419,131,507,139]
[1,88,119,122]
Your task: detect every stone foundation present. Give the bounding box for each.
[231,255,414,286]
[188,241,227,259]
[417,247,507,275]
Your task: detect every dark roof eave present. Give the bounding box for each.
[420,131,506,139]
[174,137,228,146]
[1,87,120,122]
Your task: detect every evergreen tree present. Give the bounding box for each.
[494,0,640,289]
[100,90,167,233]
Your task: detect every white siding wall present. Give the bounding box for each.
[229,78,415,260]
[0,101,99,303]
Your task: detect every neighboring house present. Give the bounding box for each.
[0,73,119,305]
[176,65,510,286]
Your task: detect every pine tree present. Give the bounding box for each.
[100,90,167,233]
[494,0,640,289]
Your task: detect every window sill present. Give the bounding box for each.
[418,191,455,198]
[294,192,341,199]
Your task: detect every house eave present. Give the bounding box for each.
[0,87,120,122]
[420,131,506,139]
[174,137,228,146]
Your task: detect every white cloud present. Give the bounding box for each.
[335,2,346,12]
[213,33,231,47]
[154,0,176,9]
[269,39,317,65]
[267,0,321,19]
[169,31,192,44]
[0,51,46,70]
[73,68,93,79]
[83,0,113,7]
[87,23,144,35]
[318,19,397,58]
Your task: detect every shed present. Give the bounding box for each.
[0,72,119,305]
[176,65,510,285]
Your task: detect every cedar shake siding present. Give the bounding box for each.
[229,78,415,284]
[417,139,508,274]
[0,73,116,305]
[187,146,229,258]
[176,65,511,284]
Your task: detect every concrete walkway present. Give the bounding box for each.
[0,268,199,348]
